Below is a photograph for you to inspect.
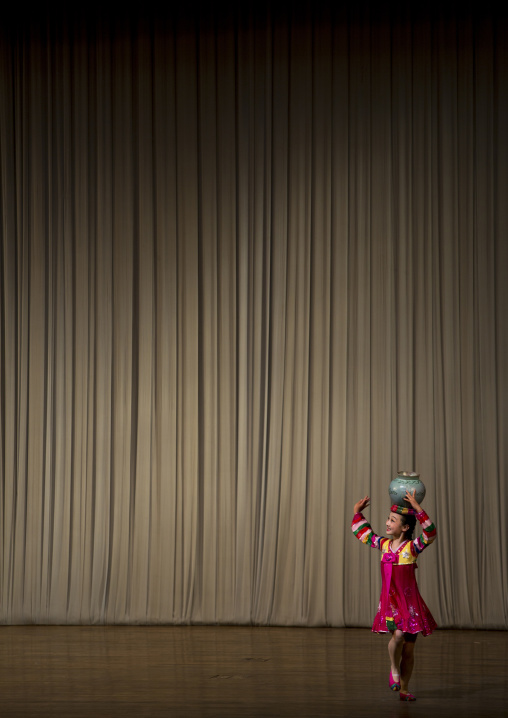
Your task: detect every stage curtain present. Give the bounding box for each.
[0,4,507,627]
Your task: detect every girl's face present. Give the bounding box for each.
[386,512,408,538]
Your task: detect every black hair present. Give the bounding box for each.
[401,514,417,540]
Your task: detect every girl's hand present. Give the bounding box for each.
[404,489,422,514]
[353,496,370,514]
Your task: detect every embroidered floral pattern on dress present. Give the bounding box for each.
[408,617,419,633]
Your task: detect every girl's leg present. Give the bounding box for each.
[388,630,404,681]
[400,633,417,694]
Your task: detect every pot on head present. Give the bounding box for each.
[389,471,426,512]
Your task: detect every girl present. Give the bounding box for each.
[352,490,437,702]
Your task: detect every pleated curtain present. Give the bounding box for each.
[0,4,507,627]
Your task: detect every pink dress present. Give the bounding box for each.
[352,510,437,636]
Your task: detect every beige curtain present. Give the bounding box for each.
[0,5,507,627]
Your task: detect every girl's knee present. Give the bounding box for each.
[392,630,405,644]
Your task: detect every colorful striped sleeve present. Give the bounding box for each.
[412,510,437,554]
[351,512,383,550]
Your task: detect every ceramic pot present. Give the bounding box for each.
[388,471,426,508]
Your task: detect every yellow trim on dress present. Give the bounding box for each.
[380,539,416,565]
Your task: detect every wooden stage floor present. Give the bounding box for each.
[0,626,506,717]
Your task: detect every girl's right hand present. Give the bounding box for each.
[353,496,370,514]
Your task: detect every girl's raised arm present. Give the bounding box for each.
[352,498,383,550]
[404,491,437,554]
[412,511,437,553]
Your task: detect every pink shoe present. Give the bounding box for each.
[389,669,401,691]
[400,692,416,701]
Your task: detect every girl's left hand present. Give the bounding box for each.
[404,489,422,514]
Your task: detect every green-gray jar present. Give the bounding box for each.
[389,471,426,509]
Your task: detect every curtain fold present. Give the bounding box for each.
[0,5,507,627]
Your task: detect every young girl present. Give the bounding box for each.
[352,490,437,702]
